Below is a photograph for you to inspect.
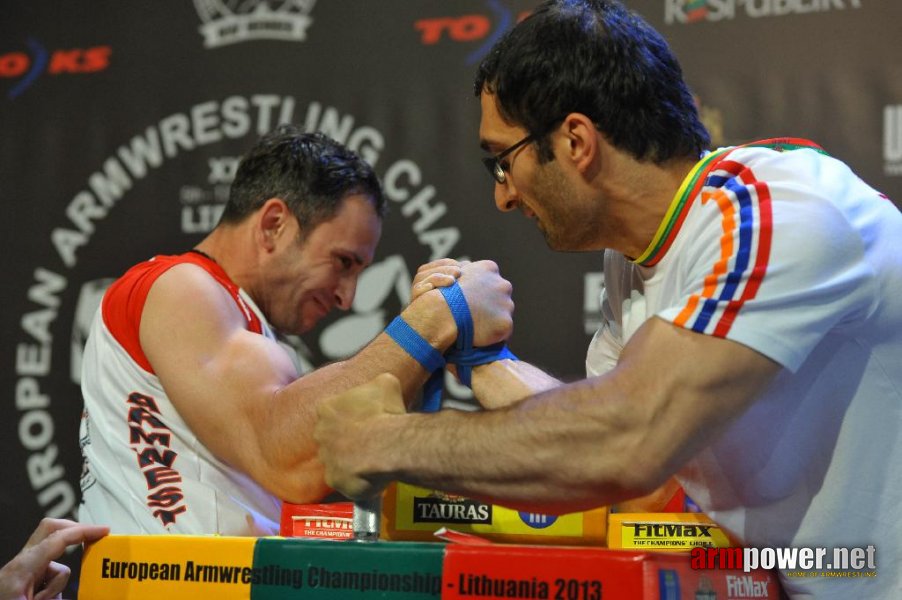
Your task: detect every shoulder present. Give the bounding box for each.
[136,260,259,377]
[106,254,219,305]
[687,145,869,254]
[145,261,245,327]
[101,254,241,372]
[713,143,855,201]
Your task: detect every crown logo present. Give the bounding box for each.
[194,0,317,48]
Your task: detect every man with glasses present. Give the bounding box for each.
[315,1,902,598]
[480,132,537,185]
[77,125,515,535]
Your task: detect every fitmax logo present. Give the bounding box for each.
[665,0,862,25]
[0,38,111,99]
[884,105,902,176]
[632,523,714,538]
[726,575,770,598]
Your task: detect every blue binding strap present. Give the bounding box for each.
[385,316,445,374]
[446,343,517,388]
[440,282,473,350]
[435,281,518,410]
[385,280,518,413]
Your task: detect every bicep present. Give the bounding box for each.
[662,172,874,372]
[140,266,298,475]
[614,316,781,480]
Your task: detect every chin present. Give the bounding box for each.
[301,310,330,333]
[541,229,567,251]
[543,225,595,252]
[295,319,317,335]
[273,315,310,336]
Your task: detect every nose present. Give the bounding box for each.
[334,276,357,311]
[494,179,519,212]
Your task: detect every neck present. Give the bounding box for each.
[598,154,698,260]
[189,247,217,263]
[193,224,259,291]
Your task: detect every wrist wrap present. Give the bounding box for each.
[386,281,517,412]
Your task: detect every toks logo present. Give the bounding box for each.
[194,0,317,48]
[665,0,863,25]
[414,2,532,65]
[0,38,111,100]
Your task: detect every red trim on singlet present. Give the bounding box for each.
[101,252,263,374]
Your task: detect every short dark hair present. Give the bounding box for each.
[474,0,709,164]
[220,126,385,231]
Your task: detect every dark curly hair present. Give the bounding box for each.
[474,0,709,164]
[220,125,385,231]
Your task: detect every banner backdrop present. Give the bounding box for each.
[2,0,900,586]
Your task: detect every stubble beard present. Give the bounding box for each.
[532,160,595,252]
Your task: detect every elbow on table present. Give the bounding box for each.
[605,451,675,505]
[256,457,332,505]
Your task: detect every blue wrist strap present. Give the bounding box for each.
[446,343,517,387]
[424,281,518,412]
[385,316,445,374]
[440,283,473,350]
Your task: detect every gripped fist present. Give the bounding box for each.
[410,258,465,302]
[456,260,514,347]
[314,373,405,500]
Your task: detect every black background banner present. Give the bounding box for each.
[2,0,900,585]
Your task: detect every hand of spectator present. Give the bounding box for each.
[0,518,109,600]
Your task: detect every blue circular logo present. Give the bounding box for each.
[518,511,557,529]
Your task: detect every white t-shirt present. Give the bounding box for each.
[78,252,285,535]
[587,140,902,598]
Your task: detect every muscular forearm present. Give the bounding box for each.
[270,260,517,502]
[362,378,654,514]
[320,318,782,513]
[471,359,562,409]
[286,288,458,401]
[257,292,458,502]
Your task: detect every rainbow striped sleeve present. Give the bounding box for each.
[635,138,826,337]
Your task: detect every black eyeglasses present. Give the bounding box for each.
[481,132,537,185]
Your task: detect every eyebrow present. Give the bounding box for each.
[479,139,497,153]
[337,250,366,267]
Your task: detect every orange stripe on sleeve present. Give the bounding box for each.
[673,189,737,328]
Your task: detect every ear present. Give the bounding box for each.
[257,198,293,252]
[559,113,600,175]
